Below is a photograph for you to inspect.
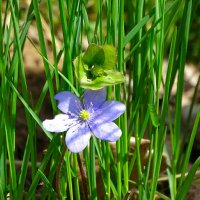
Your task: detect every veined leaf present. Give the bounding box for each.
[79,70,125,90]
[74,54,87,80]
[74,44,124,90]
[102,45,116,70]
[82,43,105,67]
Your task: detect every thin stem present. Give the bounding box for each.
[90,138,97,200]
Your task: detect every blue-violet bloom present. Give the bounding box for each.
[42,88,125,153]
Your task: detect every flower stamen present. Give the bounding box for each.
[79,110,90,121]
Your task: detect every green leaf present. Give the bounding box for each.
[124,15,150,46]
[7,78,53,140]
[176,157,200,200]
[74,54,87,80]
[74,46,124,90]
[148,104,159,127]
[179,107,200,186]
[38,169,56,197]
[0,180,4,200]
[102,45,116,70]
[80,70,125,90]
[82,43,105,67]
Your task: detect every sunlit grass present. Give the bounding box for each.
[0,0,200,199]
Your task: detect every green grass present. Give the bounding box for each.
[0,0,200,199]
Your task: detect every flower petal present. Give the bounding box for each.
[91,122,122,142]
[83,87,106,109]
[42,114,78,132]
[54,92,82,114]
[65,123,91,153]
[92,101,126,124]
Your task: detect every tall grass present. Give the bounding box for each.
[0,0,200,199]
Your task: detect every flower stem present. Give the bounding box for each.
[65,149,74,200]
[90,137,97,199]
[56,146,66,199]
[77,154,89,200]
[105,143,111,200]
[73,154,80,200]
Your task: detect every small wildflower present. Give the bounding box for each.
[42,88,125,153]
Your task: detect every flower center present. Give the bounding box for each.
[91,66,106,77]
[79,110,90,121]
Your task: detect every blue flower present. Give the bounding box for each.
[42,88,126,153]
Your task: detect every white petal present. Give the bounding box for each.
[65,123,91,153]
[42,114,77,133]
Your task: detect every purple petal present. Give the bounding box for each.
[54,91,82,114]
[92,101,126,124]
[83,87,106,110]
[65,123,91,153]
[42,114,78,132]
[90,122,122,142]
